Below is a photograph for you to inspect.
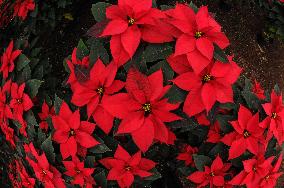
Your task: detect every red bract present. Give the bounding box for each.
[252,80,266,100]
[63,156,95,188]
[221,105,265,159]
[101,0,173,66]
[71,60,124,134]
[10,82,33,136]
[261,90,284,145]
[24,143,66,188]
[0,40,22,79]
[188,155,231,187]
[13,160,36,188]
[52,102,100,159]
[166,4,229,73]
[100,145,156,188]
[103,69,181,152]
[229,155,282,188]
[176,145,198,166]
[0,80,13,124]
[38,101,55,131]
[13,0,35,20]
[206,121,223,143]
[172,56,241,116]
[66,47,90,87]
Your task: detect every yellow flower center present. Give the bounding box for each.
[125,166,132,171]
[265,175,270,180]
[128,17,135,25]
[243,130,250,138]
[252,166,257,172]
[69,129,75,136]
[271,112,277,119]
[209,172,215,177]
[202,74,212,83]
[142,103,151,113]
[42,170,47,175]
[97,87,104,95]
[195,31,203,39]
[17,98,23,104]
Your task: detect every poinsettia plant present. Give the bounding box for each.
[0,0,283,188]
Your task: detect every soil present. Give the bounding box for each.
[42,0,284,187]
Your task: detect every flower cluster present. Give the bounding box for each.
[0,0,35,27]
[1,1,283,188]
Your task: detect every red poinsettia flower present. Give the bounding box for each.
[0,80,13,124]
[13,0,35,20]
[166,4,229,73]
[0,123,15,147]
[0,40,22,79]
[229,155,280,188]
[25,143,66,188]
[38,101,55,131]
[172,56,241,116]
[15,160,36,188]
[52,102,100,159]
[221,105,265,159]
[259,154,283,188]
[261,90,284,145]
[101,0,173,66]
[71,60,124,134]
[206,121,223,143]
[103,69,181,152]
[100,145,156,188]
[63,156,95,188]
[252,80,266,100]
[188,155,231,187]
[176,144,198,166]
[66,47,90,87]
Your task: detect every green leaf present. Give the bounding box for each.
[213,44,228,63]
[54,94,63,114]
[93,169,108,188]
[147,60,174,83]
[164,85,187,103]
[16,54,30,71]
[17,65,31,83]
[77,39,89,59]
[189,1,198,13]
[26,79,43,98]
[144,168,162,181]
[142,43,173,63]
[91,2,111,22]
[41,136,55,163]
[89,38,109,65]
[193,154,212,171]
[25,111,38,127]
[89,144,111,154]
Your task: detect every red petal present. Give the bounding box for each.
[114,145,131,161]
[173,72,202,91]
[121,25,141,58]
[148,69,163,101]
[79,121,96,134]
[68,110,81,130]
[183,90,205,117]
[101,19,128,36]
[92,106,114,134]
[23,94,33,111]
[167,54,192,75]
[105,80,125,94]
[174,34,196,56]
[121,171,134,188]
[76,131,100,148]
[187,50,211,74]
[238,105,252,130]
[228,138,246,159]
[106,5,126,20]
[52,116,70,131]
[132,118,154,152]
[110,35,130,66]
[201,83,216,112]
[196,6,209,31]
[212,176,225,186]
[139,158,156,171]
[188,171,207,184]
[53,130,69,144]
[117,111,144,134]
[128,151,141,166]
[59,102,73,120]
[107,168,122,180]
[196,37,214,60]
[211,155,223,172]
